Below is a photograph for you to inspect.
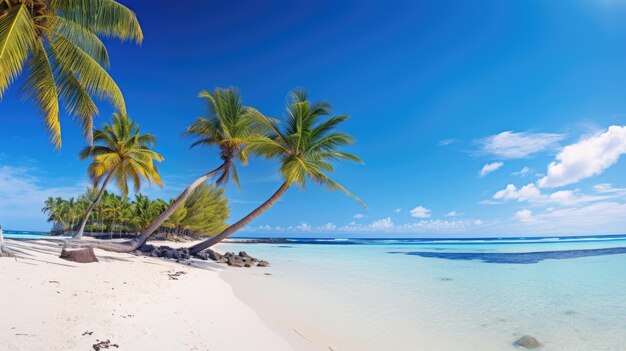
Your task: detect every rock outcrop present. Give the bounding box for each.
[60,247,99,263]
[513,335,541,349]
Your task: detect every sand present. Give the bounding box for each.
[0,239,324,351]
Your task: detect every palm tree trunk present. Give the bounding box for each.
[188,182,289,255]
[65,164,227,253]
[73,171,115,240]
[130,162,227,247]
[0,226,14,257]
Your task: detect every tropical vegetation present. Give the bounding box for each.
[73,113,164,239]
[187,89,364,254]
[71,87,268,252]
[0,0,142,147]
[42,184,229,238]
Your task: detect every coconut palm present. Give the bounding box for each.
[188,90,365,254]
[0,0,142,147]
[125,87,266,248]
[66,88,265,252]
[73,113,163,239]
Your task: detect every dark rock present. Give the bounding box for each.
[514,335,541,349]
[138,244,155,253]
[244,263,252,267]
[150,248,162,257]
[194,252,209,260]
[60,248,98,263]
[215,257,227,263]
[257,260,269,267]
[227,258,244,267]
[163,250,175,259]
[207,250,222,261]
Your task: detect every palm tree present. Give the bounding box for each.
[0,0,142,147]
[73,113,164,239]
[188,90,365,254]
[125,87,265,248]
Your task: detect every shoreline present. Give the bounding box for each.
[0,239,323,351]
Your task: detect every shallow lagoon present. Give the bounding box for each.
[221,236,626,351]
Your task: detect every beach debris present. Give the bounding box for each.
[82,331,93,336]
[92,339,119,350]
[59,247,98,263]
[514,335,541,349]
[167,271,187,280]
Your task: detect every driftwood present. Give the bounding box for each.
[60,247,99,263]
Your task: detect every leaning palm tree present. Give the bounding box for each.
[66,88,267,252]
[123,87,265,247]
[72,113,163,239]
[188,90,365,254]
[0,0,142,147]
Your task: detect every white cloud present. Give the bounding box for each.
[493,183,542,202]
[338,218,483,233]
[491,183,614,206]
[479,162,504,177]
[538,126,626,188]
[409,206,431,218]
[445,211,464,217]
[0,165,85,230]
[394,208,402,213]
[479,131,563,159]
[512,166,532,177]
[438,139,456,146]
[501,201,626,235]
[593,183,626,194]
[370,217,394,230]
[353,213,365,219]
[319,222,336,231]
[296,222,312,232]
[514,209,535,223]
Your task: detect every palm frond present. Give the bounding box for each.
[0,4,35,98]
[21,38,61,147]
[51,35,126,113]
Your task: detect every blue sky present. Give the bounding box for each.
[4,0,626,237]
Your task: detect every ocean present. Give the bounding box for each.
[219,235,626,351]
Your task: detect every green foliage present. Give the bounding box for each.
[246,89,366,206]
[0,0,142,147]
[80,113,164,197]
[43,185,229,237]
[185,87,269,186]
[175,183,229,236]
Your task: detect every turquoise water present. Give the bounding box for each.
[219,236,626,351]
[2,230,67,239]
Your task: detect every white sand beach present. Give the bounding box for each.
[0,239,324,351]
